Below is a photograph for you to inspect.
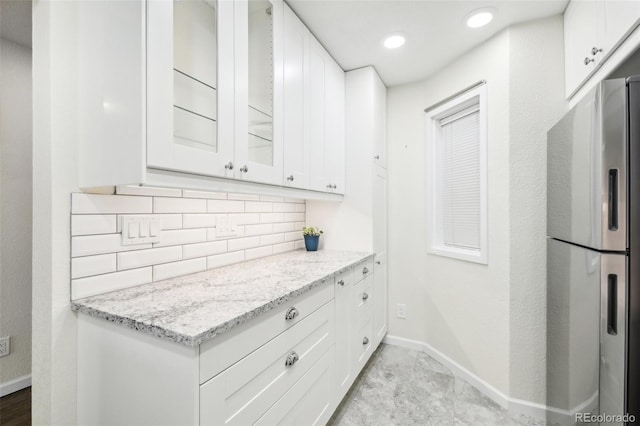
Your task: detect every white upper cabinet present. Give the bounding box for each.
[233,0,284,186]
[325,54,346,194]
[78,0,344,197]
[147,0,235,179]
[282,6,308,189]
[564,0,640,98]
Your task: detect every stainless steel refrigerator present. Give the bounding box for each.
[547,77,639,425]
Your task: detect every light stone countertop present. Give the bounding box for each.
[71,249,373,347]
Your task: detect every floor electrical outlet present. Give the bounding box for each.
[0,336,10,357]
[397,304,407,319]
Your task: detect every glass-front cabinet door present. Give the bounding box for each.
[233,0,284,185]
[147,0,235,178]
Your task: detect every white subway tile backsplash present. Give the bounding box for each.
[158,214,183,230]
[273,242,295,254]
[284,212,305,222]
[72,234,152,257]
[273,203,294,213]
[72,268,152,299]
[208,200,245,213]
[183,214,218,229]
[259,195,285,202]
[260,233,285,245]
[272,222,295,233]
[207,251,245,269]
[70,189,306,299]
[72,215,117,236]
[182,189,227,199]
[72,254,117,279]
[72,193,152,214]
[245,201,274,213]
[227,193,260,201]
[116,185,182,198]
[183,240,227,259]
[229,213,260,225]
[245,245,273,260]
[244,224,273,236]
[284,231,302,242]
[260,213,285,223]
[228,236,261,251]
[117,246,182,271]
[153,258,207,281]
[154,197,207,213]
[153,228,207,247]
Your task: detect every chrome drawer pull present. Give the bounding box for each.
[285,351,299,367]
[362,292,369,301]
[337,279,345,286]
[362,337,369,345]
[285,307,299,321]
[362,267,369,275]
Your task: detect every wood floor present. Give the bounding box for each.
[0,387,31,426]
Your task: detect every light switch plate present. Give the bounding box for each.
[121,215,162,246]
[216,215,238,238]
[0,336,10,357]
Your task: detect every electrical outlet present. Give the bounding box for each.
[0,336,10,357]
[216,215,238,238]
[397,304,407,319]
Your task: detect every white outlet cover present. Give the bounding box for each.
[0,336,10,357]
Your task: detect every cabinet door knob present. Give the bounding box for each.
[285,307,299,320]
[285,351,299,367]
[224,162,234,170]
[362,337,369,345]
[333,184,337,189]
[239,165,249,173]
[337,279,345,286]
[584,57,595,65]
[362,267,369,275]
[287,175,294,181]
[375,260,381,265]
[374,155,380,160]
[591,46,602,56]
[326,184,332,189]
[362,292,369,301]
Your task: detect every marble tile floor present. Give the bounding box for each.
[329,343,545,426]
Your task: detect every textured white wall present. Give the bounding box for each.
[388,29,512,395]
[507,16,567,405]
[387,16,567,403]
[0,38,33,387]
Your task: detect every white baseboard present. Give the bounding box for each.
[0,374,31,397]
[383,334,567,423]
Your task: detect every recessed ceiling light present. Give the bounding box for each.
[466,10,494,28]
[383,34,405,49]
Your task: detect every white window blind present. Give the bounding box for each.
[439,106,481,250]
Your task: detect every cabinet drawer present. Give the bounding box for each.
[200,301,334,426]
[255,347,334,426]
[200,282,334,383]
[352,319,373,373]
[333,266,354,289]
[353,274,373,325]
[353,259,374,283]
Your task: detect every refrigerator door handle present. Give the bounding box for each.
[607,273,618,335]
[609,169,619,231]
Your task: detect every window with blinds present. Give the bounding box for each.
[425,84,487,264]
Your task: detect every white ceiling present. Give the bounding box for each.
[286,0,568,87]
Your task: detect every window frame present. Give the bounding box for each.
[425,84,488,264]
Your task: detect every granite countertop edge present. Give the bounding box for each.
[71,251,374,347]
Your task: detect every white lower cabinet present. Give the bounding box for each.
[200,302,335,425]
[77,259,384,425]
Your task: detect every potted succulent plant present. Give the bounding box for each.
[302,226,323,251]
